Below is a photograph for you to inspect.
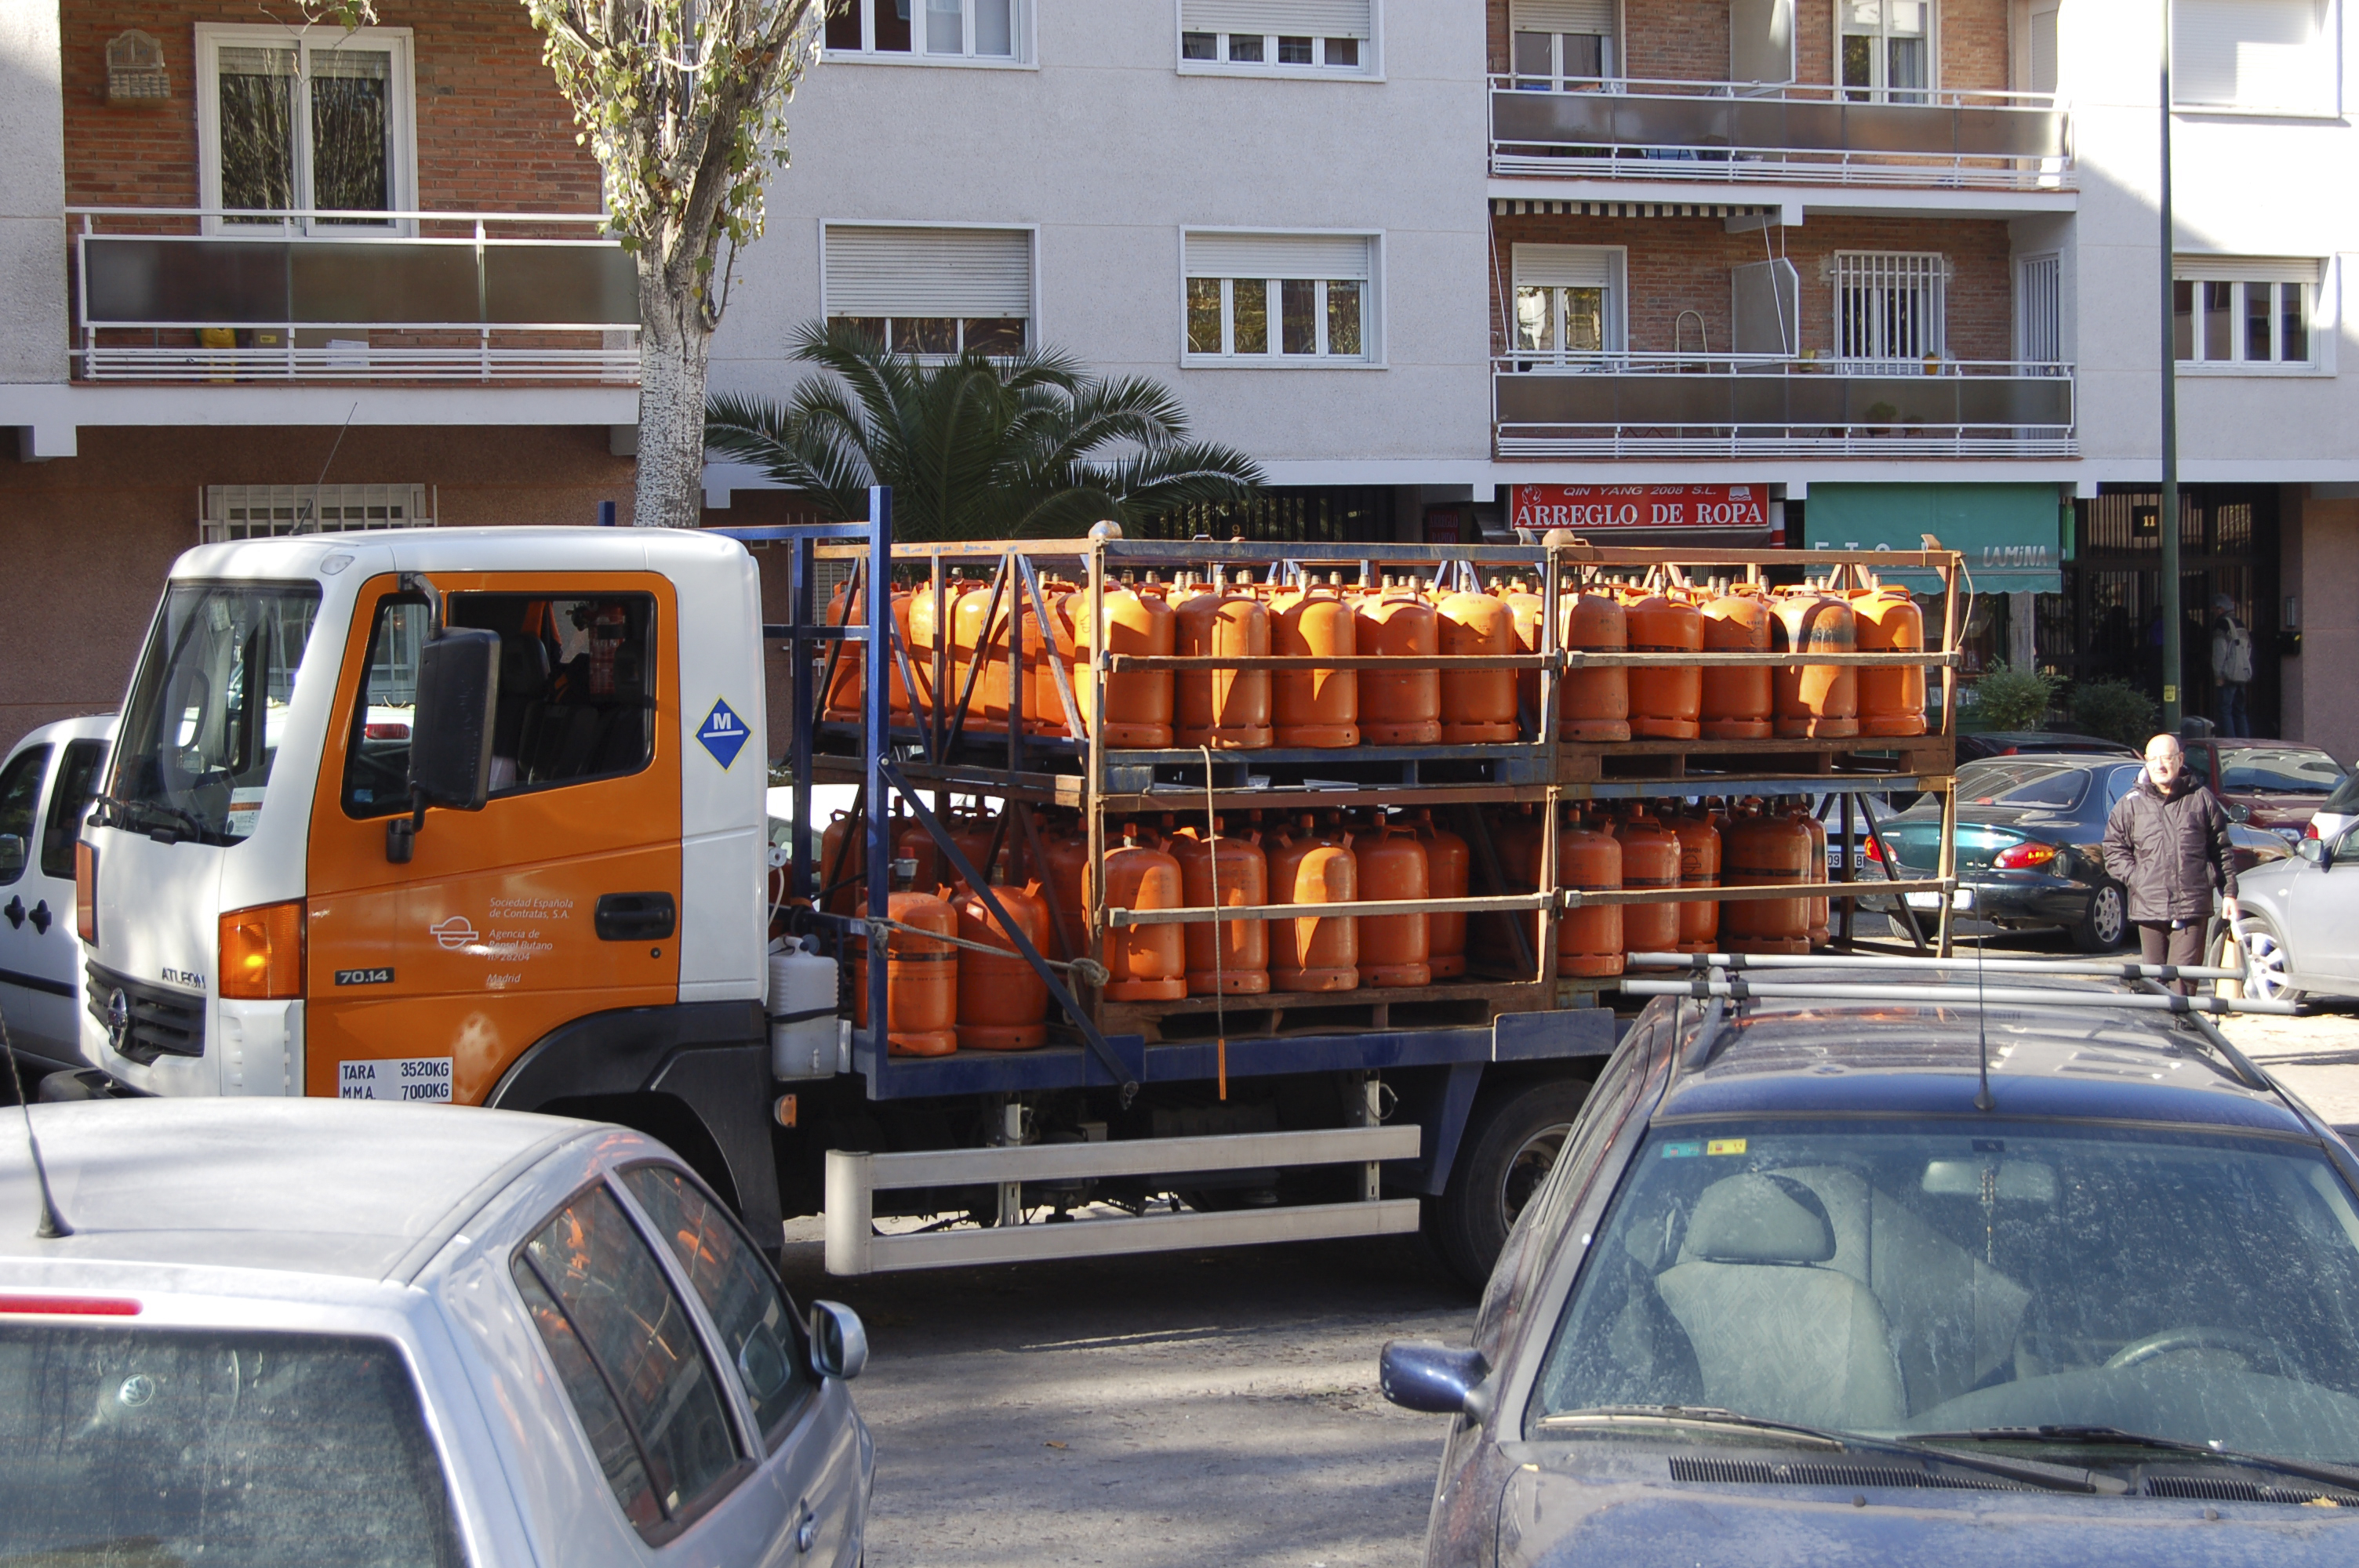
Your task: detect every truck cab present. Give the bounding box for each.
[75,528,780,1231]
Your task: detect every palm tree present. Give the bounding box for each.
[705,321,1264,539]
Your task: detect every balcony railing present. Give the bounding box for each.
[71,207,638,384]
[1488,77,2070,189]
[1492,352,2075,459]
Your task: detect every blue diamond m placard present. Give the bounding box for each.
[696,697,751,769]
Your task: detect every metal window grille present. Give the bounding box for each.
[1834,252,1945,361]
[2018,253,2061,363]
[200,483,434,542]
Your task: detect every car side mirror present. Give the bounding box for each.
[387,629,500,862]
[809,1299,868,1381]
[0,834,21,876]
[2298,837,2330,869]
[2228,802,2252,824]
[1379,1340,1491,1420]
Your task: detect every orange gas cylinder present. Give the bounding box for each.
[1772,586,1860,739]
[852,890,960,1057]
[1416,809,1470,980]
[1801,805,1830,947]
[951,584,1010,732]
[1666,807,1722,953]
[894,814,1001,892]
[908,575,974,718]
[1438,587,1520,743]
[823,582,914,722]
[1699,584,1774,741]
[1354,819,1431,988]
[1021,581,1081,737]
[1852,581,1927,737]
[1721,811,1812,955]
[1170,818,1270,996]
[1098,829,1187,1000]
[1623,590,1703,740]
[1559,586,1632,742]
[1272,579,1360,748]
[1530,811,1623,978]
[1484,804,1547,963]
[1041,818,1092,963]
[1267,818,1358,992]
[1174,574,1272,750]
[1355,585,1443,745]
[953,882,1052,1051]
[1614,807,1683,957]
[1074,579,1176,747]
[1501,579,1547,725]
[818,810,863,914]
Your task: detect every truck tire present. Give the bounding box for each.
[1428,1077,1590,1292]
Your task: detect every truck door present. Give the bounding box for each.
[0,738,61,1065]
[15,734,111,1068]
[305,573,682,1106]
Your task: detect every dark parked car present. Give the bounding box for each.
[1954,731,2137,766]
[1863,756,2286,951]
[1384,974,2359,1566]
[2181,739,2350,840]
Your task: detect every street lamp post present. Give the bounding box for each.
[2159,1,2183,734]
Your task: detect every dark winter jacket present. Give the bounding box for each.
[2101,768,2239,924]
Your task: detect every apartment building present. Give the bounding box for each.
[4,2,2356,760]
[705,0,2359,758]
[0,0,635,744]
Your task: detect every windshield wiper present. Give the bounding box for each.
[90,793,206,844]
[1905,1425,2359,1495]
[1538,1406,2123,1494]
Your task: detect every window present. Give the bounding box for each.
[1510,245,1624,360]
[40,740,107,882]
[341,592,658,817]
[2173,0,2335,114]
[2174,258,2320,369]
[620,1166,812,1440]
[824,0,1026,64]
[1834,251,1946,361]
[195,24,415,230]
[1841,0,1931,102]
[1508,0,1615,86]
[1183,232,1376,362]
[513,1186,743,1538]
[0,746,50,887]
[1179,0,1375,73]
[202,483,433,543]
[2017,252,2062,365]
[823,224,1032,357]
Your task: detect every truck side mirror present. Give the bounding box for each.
[387,629,500,862]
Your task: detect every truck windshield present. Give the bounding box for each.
[1530,1118,2359,1465]
[108,583,322,845]
[0,1324,463,1566]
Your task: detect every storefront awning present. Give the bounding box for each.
[1804,483,2066,594]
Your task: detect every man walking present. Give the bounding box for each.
[2210,593,2254,739]
[2102,733,2240,988]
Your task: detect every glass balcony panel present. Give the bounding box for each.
[84,238,290,324]
[290,242,477,323]
[1841,102,1948,154]
[1492,89,1616,144]
[482,245,638,325]
[1954,105,2064,157]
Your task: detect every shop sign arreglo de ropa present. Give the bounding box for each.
[1509,485,1779,541]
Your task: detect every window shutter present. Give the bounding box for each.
[1510,0,1616,34]
[823,227,1032,317]
[1513,244,1616,289]
[2174,253,2321,284]
[1185,232,1373,279]
[2172,0,2330,112]
[1180,0,1372,39]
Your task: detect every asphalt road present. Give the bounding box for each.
[776,1229,1473,1568]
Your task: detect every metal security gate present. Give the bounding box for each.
[1835,251,1945,361]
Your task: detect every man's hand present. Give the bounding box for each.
[2223,896,2242,924]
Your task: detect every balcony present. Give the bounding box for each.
[1492,353,2075,459]
[71,208,638,384]
[1488,78,2070,191]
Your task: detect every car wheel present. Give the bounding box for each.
[2072,880,2129,953]
[1428,1077,1591,1293]
[2237,917,2303,1004]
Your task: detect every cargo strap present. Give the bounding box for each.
[860,914,1111,987]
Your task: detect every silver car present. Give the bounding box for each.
[0,1098,872,1565]
[2233,820,2359,1002]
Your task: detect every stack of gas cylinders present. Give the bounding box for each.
[821,568,1926,746]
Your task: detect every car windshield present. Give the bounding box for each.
[109,583,322,845]
[1957,760,2087,808]
[1529,1118,2359,1465]
[0,1324,463,1565]
[2220,746,2346,795]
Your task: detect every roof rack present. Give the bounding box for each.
[1622,976,2296,1017]
[1630,950,2248,984]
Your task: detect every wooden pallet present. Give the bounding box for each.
[1099,978,1547,1045]
[1557,731,1955,785]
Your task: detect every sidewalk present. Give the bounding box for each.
[2216,1000,2359,1127]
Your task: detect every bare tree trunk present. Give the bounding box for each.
[631,256,714,529]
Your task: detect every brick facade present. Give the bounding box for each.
[1488,209,2016,361]
[1487,0,2014,92]
[62,0,600,213]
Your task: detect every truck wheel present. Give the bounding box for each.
[1428,1077,1590,1292]
[2072,880,2128,953]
